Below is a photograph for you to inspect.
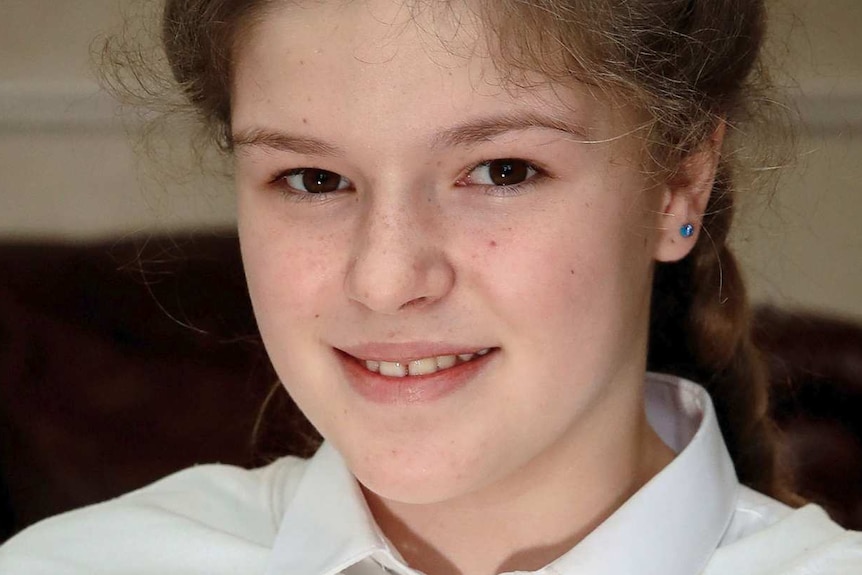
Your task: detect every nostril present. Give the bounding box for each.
[344,237,455,314]
[399,296,428,311]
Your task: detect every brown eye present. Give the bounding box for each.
[466,159,538,187]
[284,168,350,194]
[488,159,529,185]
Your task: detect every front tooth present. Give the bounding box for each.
[408,357,438,376]
[365,360,380,373]
[379,361,407,377]
[458,353,474,362]
[436,355,457,369]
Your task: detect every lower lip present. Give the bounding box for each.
[337,350,496,405]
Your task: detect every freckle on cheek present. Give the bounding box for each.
[488,240,497,248]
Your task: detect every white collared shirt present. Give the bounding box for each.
[1,374,860,574]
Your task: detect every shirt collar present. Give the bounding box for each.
[544,373,738,575]
[265,441,397,575]
[267,373,738,575]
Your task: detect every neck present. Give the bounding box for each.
[364,382,676,575]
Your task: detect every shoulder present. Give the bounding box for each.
[0,456,310,575]
[705,486,862,574]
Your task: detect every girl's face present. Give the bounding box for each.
[232,0,688,505]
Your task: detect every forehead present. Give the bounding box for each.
[246,1,480,88]
[230,0,623,145]
[240,0,485,65]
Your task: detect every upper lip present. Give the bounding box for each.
[337,342,493,362]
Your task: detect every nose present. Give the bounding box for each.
[345,193,455,314]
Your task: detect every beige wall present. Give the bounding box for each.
[737,0,862,318]
[1,0,860,317]
[0,0,235,236]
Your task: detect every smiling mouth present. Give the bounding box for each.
[360,348,492,378]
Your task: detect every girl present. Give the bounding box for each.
[1,0,860,573]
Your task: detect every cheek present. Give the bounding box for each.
[472,216,603,302]
[471,196,656,337]
[238,203,346,327]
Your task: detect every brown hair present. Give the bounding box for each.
[123,0,795,500]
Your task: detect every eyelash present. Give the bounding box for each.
[268,158,548,201]
[458,159,548,197]
[269,168,351,202]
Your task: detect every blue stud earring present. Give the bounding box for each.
[680,223,695,238]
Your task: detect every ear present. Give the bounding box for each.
[653,123,726,263]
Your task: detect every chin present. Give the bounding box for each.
[355,465,478,507]
[336,434,498,506]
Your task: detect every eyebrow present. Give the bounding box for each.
[231,111,589,156]
[231,129,344,156]
[431,111,589,149]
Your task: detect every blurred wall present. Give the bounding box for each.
[0,0,235,238]
[0,0,860,317]
[736,0,862,320]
